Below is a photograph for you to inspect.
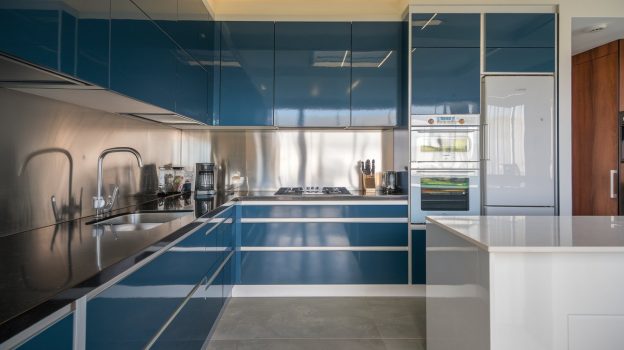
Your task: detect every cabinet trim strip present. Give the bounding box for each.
[239,200,407,206]
[240,246,408,252]
[241,217,408,223]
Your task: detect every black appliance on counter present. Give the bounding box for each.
[275,187,352,196]
[195,163,215,197]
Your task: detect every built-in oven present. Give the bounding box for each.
[411,126,480,168]
[410,114,480,169]
[410,168,480,223]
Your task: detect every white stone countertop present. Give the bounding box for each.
[427,216,624,253]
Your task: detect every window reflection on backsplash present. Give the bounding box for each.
[0,88,181,236]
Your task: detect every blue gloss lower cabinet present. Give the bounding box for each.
[242,204,408,218]
[412,229,426,284]
[240,251,408,284]
[86,222,221,348]
[241,222,408,247]
[17,313,73,350]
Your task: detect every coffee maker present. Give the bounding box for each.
[195,163,215,197]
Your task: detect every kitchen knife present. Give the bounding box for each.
[371,159,375,175]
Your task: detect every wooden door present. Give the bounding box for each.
[572,41,619,215]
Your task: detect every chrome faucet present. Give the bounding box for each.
[93,147,143,218]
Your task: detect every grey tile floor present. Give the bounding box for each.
[206,297,426,350]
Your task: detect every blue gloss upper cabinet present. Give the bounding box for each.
[0,0,110,87]
[274,22,351,127]
[411,13,480,115]
[411,13,480,48]
[351,22,402,127]
[485,13,555,72]
[110,0,176,111]
[219,21,274,126]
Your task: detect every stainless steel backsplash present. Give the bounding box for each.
[181,129,395,191]
[1,87,399,235]
[0,88,181,236]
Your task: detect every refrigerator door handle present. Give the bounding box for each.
[481,123,489,161]
[610,169,618,199]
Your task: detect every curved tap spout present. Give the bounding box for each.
[94,147,143,218]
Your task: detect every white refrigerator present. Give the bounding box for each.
[483,75,556,215]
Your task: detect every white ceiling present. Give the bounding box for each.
[206,0,406,21]
[572,17,624,55]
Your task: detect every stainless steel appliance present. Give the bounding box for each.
[410,168,480,223]
[275,187,352,196]
[382,171,398,193]
[410,115,481,223]
[411,115,480,169]
[482,76,556,215]
[195,163,215,197]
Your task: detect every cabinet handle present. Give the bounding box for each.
[610,170,618,199]
[481,124,489,161]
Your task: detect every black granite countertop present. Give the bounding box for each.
[0,189,407,341]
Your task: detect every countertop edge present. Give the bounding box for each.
[427,217,624,254]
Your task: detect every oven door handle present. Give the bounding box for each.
[411,127,480,133]
[411,169,480,176]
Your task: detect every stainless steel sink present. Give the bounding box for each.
[90,212,193,232]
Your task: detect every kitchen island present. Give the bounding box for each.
[426,216,624,350]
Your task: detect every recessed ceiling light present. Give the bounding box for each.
[587,23,608,33]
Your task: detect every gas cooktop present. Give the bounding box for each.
[274,187,352,196]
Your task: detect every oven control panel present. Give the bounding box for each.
[411,114,480,127]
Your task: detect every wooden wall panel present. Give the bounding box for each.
[620,40,624,112]
[572,41,620,215]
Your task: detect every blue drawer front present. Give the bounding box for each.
[241,222,408,247]
[239,251,408,284]
[87,298,181,349]
[242,205,407,218]
[19,313,73,350]
[412,229,426,284]
[152,276,224,349]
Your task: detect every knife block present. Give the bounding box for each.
[361,174,376,194]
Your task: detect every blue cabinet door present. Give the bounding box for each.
[242,204,408,218]
[110,0,176,111]
[0,5,63,71]
[240,251,408,284]
[351,22,402,127]
[86,221,220,349]
[151,274,223,349]
[412,47,480,115]
[219,21,274,126]
[411,13,480,48]
[241,222,408,247]
[411,13,480,115]
[0,1,110,87]
[18,313,73,350]
[411,229,426,284]
[274,22,351,127]
[485,13,555,72]
[175,50,210,123]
